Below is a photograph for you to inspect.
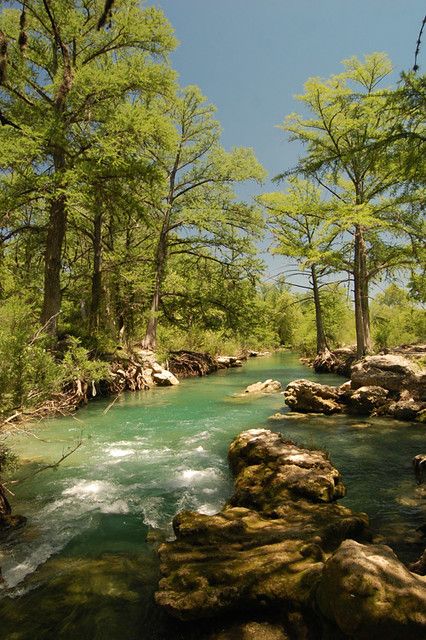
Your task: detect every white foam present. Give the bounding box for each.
[108,448,135,458]
[176,467,221,486]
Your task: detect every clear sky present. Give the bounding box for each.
[149,0,425,280]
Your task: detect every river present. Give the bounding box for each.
[0,352,424,639]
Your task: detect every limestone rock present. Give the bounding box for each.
[316,539,426,640]
[385,399,426,421]
[153,370,180,386]
[284,380,342,414]
[409,547,426,575]
[351,354,422,394]
[347,385,389,415]
[217,356,243,368]
[155,429,369,621]
[209,622,289,640]
[244,379,282,394]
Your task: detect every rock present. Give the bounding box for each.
[217,356,243,368]
[209,622,290,640]
[347,385,389,415]
[244,379,282,394]
[284,380,343,414]
[409,548,426,575]
[351,355,422,395]
[247,350,270,358]
[316,539,426,640]
[413,454,426,484]
[153,370,180,386]
[155,429,369,621]
[385,399,426,421]
[151,361,164,374]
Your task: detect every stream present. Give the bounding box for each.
[0,351,424,639]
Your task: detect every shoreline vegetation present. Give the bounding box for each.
[0,2,425,637]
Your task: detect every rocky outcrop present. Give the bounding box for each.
[155,429,426,638]
[351,355,424,397]
[284,354,426,421]
[217,355,244,368]
[316,540,426,640]
[156,429,370,626]
[244,379,282,394]
[284,380,342,414]
[347,385,389,415]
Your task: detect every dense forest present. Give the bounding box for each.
[0,0,424,419]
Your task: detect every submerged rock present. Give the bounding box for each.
[284,380,343,414]
[244,379,282,394]
[155,429,369,622]
[316,540,426,640]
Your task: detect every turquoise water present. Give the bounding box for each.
[0,352,424,639]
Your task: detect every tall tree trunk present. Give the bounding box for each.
[89,205,103,332]
[354,224,370,357]
[142,230,167,351]
[40,149,66,335]
[311,265,328,354]
[360,246,372,354]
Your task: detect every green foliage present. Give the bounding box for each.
[0,299,60,415]
[59,337,110,386]
[371,285,426,349]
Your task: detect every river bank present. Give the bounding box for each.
[0,352,424,639]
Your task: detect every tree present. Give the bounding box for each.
[260,177,340,354]
[279,53,411,356]
[0,0,176,334]
[137,86,266,350]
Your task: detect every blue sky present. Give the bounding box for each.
[149,0,425,280]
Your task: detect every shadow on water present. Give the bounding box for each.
[0,352,424,639]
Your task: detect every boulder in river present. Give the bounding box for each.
[283,354,426,421]
[153,370,180,386]
[351,354,423,396]
[244,379,282,394]
[347,385,389,415]
[155,429,370,623]
[284,379,343,414]
[316,539,426,640]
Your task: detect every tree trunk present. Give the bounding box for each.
[89,205,103,332]
[142,230,167,351]
[311,265,328,354]
[354,224,370,357]
[360,246,372,354]
[40,148,67,336]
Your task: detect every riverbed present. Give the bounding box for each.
[0,352,424,639]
